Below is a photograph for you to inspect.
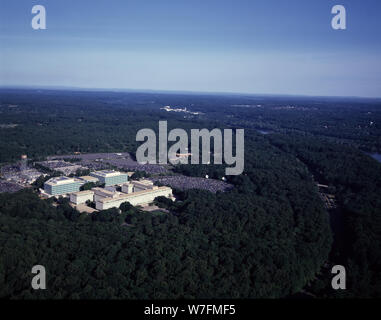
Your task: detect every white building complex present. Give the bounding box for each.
[70,190,94,205]
[95,185,173,210]
[128,179,156,192]
[44,177,82,196]
[43,171,173,211]
[92,187,120,202]
[90,170,128,186]
[90,180,173,210]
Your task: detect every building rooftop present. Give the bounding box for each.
[45,176,81,186]
[92,187,118,196]
[98,186,172,204]
[134,179,154,186]
[79,175,99,181]
[71,190,94,196]
[91,170,127,178]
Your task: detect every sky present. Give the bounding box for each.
[0,0,381,97]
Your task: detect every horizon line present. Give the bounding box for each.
[1,84,381,100]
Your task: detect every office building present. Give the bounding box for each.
[95,186,173,210]
[92,187,120,202]
[121,180,158,194]
[44,177,82,196]
[90,170,128,186]
[70,190,94,205]
[131,180,157,192]
[121,183,134,194]
[78,175,99,184]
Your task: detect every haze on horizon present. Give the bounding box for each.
[1,0,381,98]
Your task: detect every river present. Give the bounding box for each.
[370,153,381,163]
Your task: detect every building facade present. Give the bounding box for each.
[70,190,94,205]
[90,170,128,186]
[121,183,134,194]
[44,177,82,196]
[96,186,173,210]
[92,187,119,202]
[131,180,157,192]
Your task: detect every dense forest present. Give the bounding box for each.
[1,89,381,298]
[269,134,381,298]
[1,89,381,164]
[0,123,331,299]
[0,89,215,163]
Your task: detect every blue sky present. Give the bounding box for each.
[1,0,381,97]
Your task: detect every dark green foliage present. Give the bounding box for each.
[92,208,121,223]
[74,168,91,177]
[32,173,61,190]
[0,90,213,164]
[80,182,96,191]
[2,89,379,299]
[154,196,173,209]
[0,135,331,299]
[269,134,381,298]
[119,201,134,213]
[130,171,150,180]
